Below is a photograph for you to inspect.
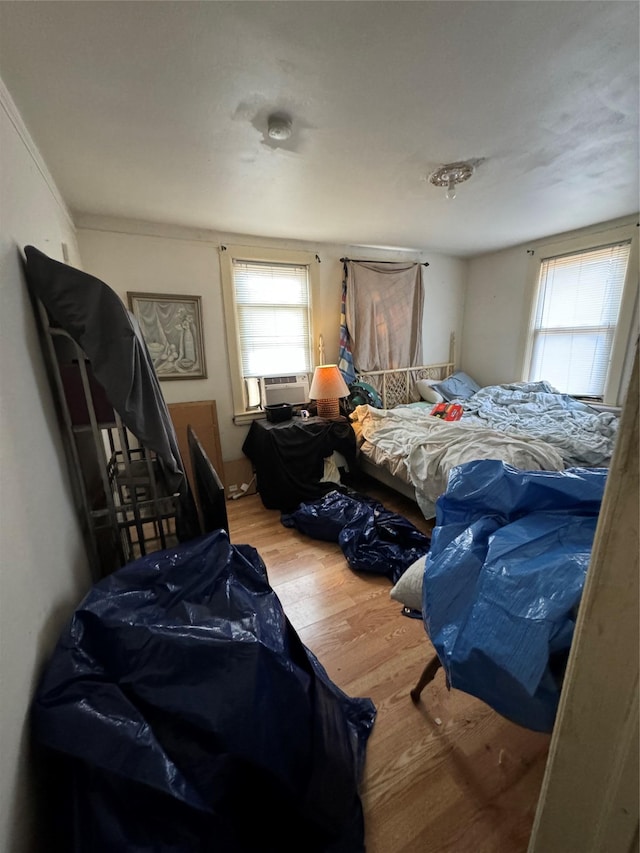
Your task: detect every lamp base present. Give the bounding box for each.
[315,398,340,419]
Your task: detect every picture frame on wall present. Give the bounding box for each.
[127,292,207,380]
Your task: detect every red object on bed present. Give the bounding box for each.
[430,402,463,421]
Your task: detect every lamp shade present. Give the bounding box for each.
[309,365,350,418]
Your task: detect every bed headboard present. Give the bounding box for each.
[356,333,455,409]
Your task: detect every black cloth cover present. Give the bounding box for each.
[242,416,357,512]
[188,425,229,534]
[282,489,431,583]
[32,531,376,852]
[24,246,186,496]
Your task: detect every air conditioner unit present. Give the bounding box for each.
[259,374,310,407]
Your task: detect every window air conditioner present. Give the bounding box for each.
[258,374,310,407]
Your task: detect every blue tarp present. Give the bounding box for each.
[32,531,376,852]
[282,489,431,583]
[423,460,607,732]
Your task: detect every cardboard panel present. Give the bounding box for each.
[168,400,224,495]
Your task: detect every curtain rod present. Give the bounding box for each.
[340,256,429,267]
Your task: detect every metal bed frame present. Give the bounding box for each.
[353,333,456,501]
[355,333,456,409]
[33,297,181,581]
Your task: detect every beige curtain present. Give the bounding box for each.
[345,260,424,372]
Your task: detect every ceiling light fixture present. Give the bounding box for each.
[267,114,292,141]
[429,161,475,200]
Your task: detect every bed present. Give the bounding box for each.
[352,363,620,520]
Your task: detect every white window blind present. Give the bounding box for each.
[232,260,311,377]
[529,241,631,398]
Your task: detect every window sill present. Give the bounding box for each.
[233,410,266,426]
[578,401,622,415]
[574,397,622,415]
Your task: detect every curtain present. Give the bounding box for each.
[345,261,424,372]
[338,270,356,384]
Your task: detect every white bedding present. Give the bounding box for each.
[355,404,565,519]
[457,381,618,468]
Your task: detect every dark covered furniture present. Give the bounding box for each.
[23,246,200,578]
[24,246,186,492]
[242,415,357,512]
[32,530,376,853]
[412,459,607,732]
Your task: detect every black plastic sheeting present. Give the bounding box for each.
[242,417,357,512]
[32,531,376,852]
[23,246,188,499]
[424,460,607,732]
[282,490,431,583]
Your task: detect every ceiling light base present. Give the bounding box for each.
[429,161,475,199]
[267,114,292,141]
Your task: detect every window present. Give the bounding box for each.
[220,246,317,421]
[233,260,311,377]
[524,224,637,405]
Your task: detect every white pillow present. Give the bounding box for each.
[415,379,444,404]
[389,555,426,612]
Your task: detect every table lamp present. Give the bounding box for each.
[309,364,350,419]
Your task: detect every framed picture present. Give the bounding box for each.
[127,292,207,380]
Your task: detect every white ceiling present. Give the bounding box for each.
[0,1,638,257]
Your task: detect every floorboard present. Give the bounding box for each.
[227,480,550,853]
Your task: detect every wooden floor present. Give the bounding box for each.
[227,480,550,853]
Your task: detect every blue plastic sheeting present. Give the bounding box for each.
[282,489,430,583]
[32,531,376,852]
[424,460,607,732]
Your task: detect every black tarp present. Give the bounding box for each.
[282,489,431,583]
[32,531,376,852]
[24,246,186,496]
[242,417,357,512]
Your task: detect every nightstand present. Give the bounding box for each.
[242,415,357,512]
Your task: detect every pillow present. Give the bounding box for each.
[395,401,432,412]
[389,554,426,612]
[431,371,481,402]
[415,379,443,404]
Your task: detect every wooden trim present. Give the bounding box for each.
[528,346,639,852]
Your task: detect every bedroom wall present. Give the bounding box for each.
[0,82,92,853]
[77,220,467,460]
[459,244,529,387]
[462,215,639,400]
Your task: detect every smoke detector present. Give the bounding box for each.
[267,114,292,141]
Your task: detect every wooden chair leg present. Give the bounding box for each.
[410,654,442,703]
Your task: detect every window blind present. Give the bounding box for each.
[233,260,311,377]
[529,241,631,398]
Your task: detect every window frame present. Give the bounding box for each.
[521,222,638,406]
[220,245,318,423]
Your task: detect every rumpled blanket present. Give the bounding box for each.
[458,381,618,467]
[355,404,564,519]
